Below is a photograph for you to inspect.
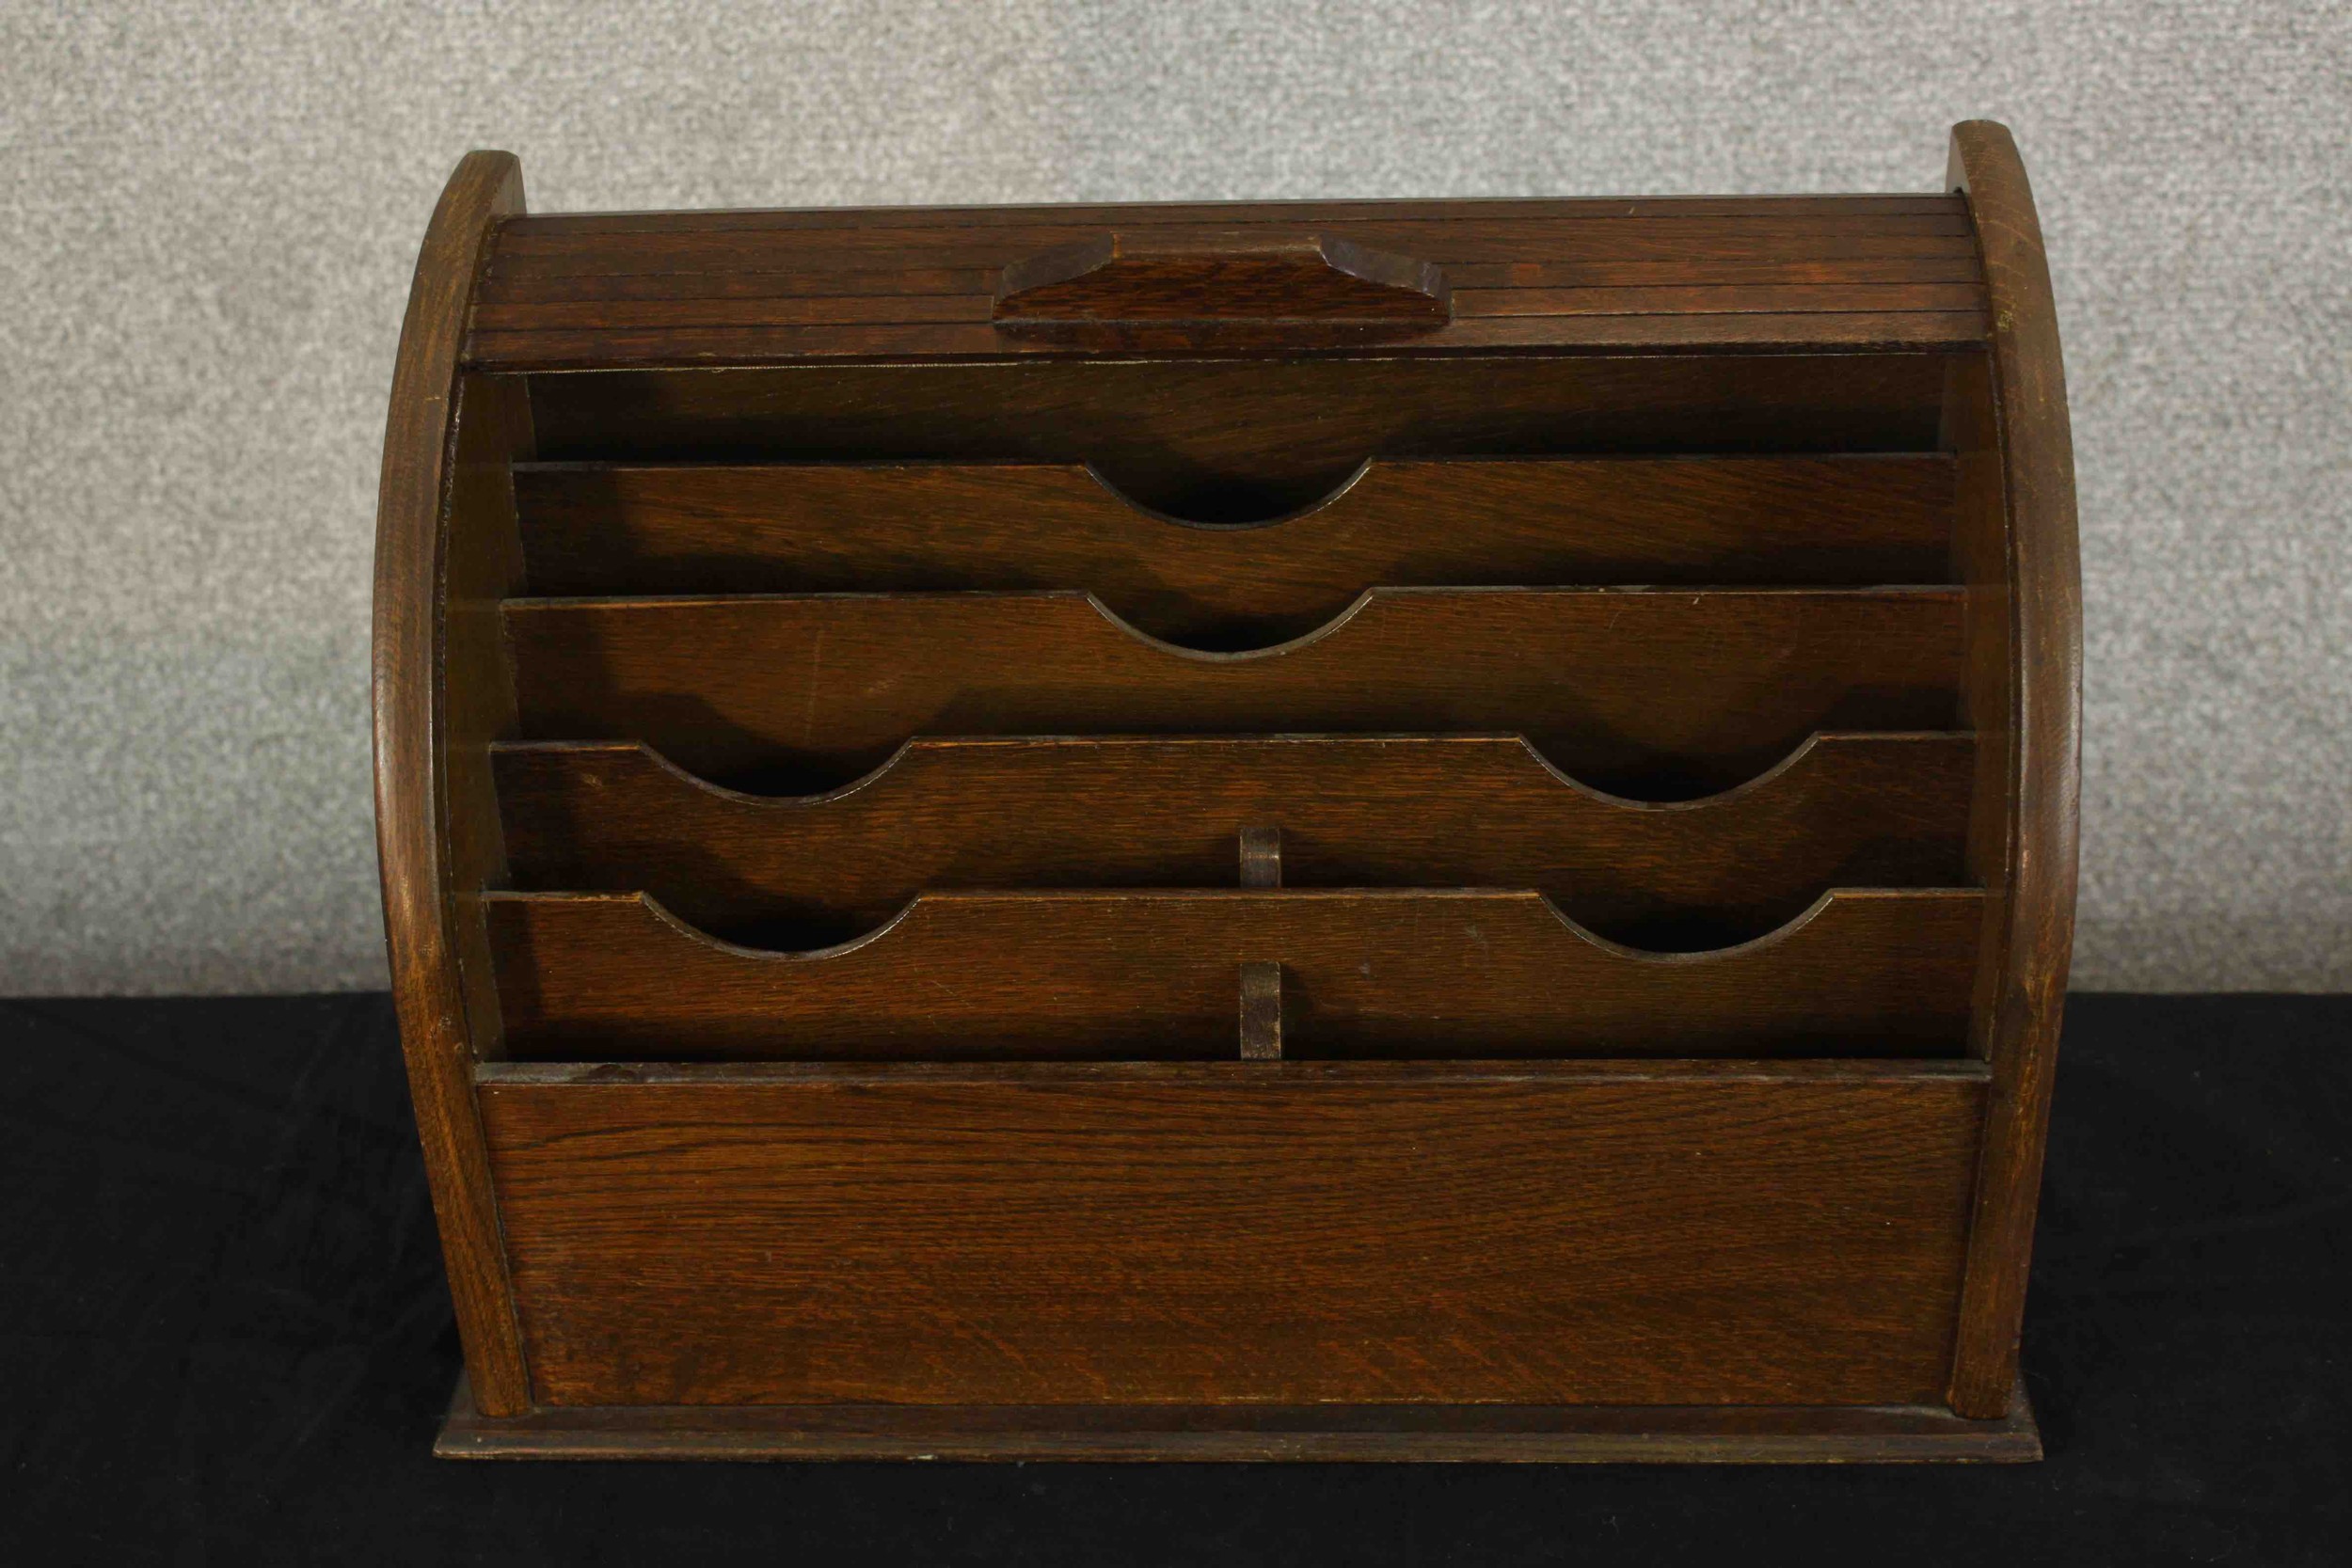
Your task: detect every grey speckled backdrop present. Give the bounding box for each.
[3,3,2347,994]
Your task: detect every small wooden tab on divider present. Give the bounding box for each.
[1239,826,1284,888]
[1239,962,1284,1060]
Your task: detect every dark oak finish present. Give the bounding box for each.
[371,152,532,1415]
[469,312,1989,369]
[993,230,1453,349]
[501,191,1969,231]
[521,356,1962,521]
[1942,121,2083,1418]
[466,199,1984,368]
[476,1060,1986,1407]
[491,211,1973,259]
[373,124,2077,1457]
[439,378,535,1066]
[503,588,1966,792]
[481,887,1982,1060]
[479,283,1982,326]
[511,453,1958,621]
[480,257,1983,307]
[439,1375,2041,1463]
[492,733,1975,946]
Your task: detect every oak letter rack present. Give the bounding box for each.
[374,120,2079,1461]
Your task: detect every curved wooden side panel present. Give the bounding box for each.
[511,453,1958,637]
[481,887,1983,1061]
[502,587,1966,793]
[493,732,1976,945]
[372,151,532,1415]
[1944,122,2085,1417]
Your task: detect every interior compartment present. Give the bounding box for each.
[481,886,1982,1061]
[510,453,1958,642]
[501,586,1965,798]
[516,354,1962,518]
[492,732,1975,952]
[485,351,1988,1064]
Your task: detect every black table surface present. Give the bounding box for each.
[3,992,2345,1565]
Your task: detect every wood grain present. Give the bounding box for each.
[511,453,1959,627]
[480,887,1983,1061]
[475,1060,1986,1406]
[502,192,1971,235]
[437,1375,2040,1463]
[491,733,1976,948]
[472,283,1985,331]
[488,221,1972,273]
[519,356,1959,521]
[466,311,1988,369]
[370,150,532,1415]
[477,255,1983,309]
[993,231,1452,341]
[374,126,2079,1449]
[484,213,1976,270]
[1943,120,2084,1418]
[465,199,1983,368]
[502,587,1966,794]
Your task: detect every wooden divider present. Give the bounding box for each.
[520,356,1960,523]
[494,732,1974,945]
[512,454,1956,634]
[503,587,1965,791]
[483,887,1982,1061]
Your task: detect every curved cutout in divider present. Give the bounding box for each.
[503,586,1965,796]
[513,454,1957,639]
[494,732,1975,948]
[518,356,1963,517]
[482,887,1982,1061]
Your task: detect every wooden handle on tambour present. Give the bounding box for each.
[993,231,1452,343]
